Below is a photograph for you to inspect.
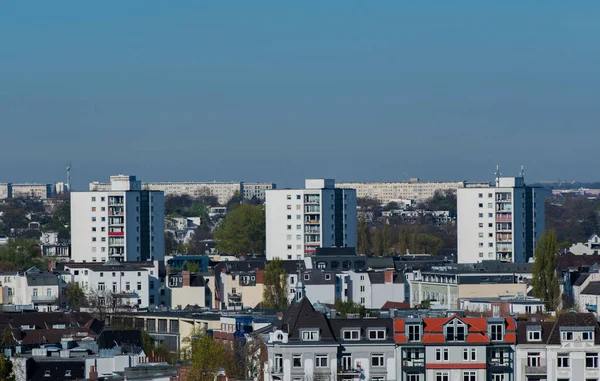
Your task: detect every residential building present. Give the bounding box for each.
[72,174,165,262]
[244,182,276,201]
[459,295,546,317]
[63,260,163,308]
[394,315,517,381]
[408,261,531,309]
[167,270,213,309]
[266,179,357,260]
[515,312,600,381]
[336,179,471,204]
[214,260,266,310]
[457,170,545,263]
[287,268,338,305]
[11,183,53,199]
[266,293,396,381]
[0,183,11,199]
[569,234,600,256]
[144,181,242,205]
[0,267,65,311]
[342,270,406,309]
[40,231,71,258]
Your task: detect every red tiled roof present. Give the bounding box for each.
[381,301,411,310]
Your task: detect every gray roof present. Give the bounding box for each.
[368,272,404,284]
[26,273,59,286]
[582,282,600,295]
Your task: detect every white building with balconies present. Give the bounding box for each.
[266,179,356,260]
[71,175,164,263]
[0,267,64,311]
[457,168,545,264]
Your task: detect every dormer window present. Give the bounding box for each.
[583,331,594,341]
[302,330,319,341]
[407,324,422,342]
[561,331,573,341]
[343,329,360,340]
[489,323,504,341]
[445,321,466,342]
[528,330,541,342]
[368,329,386,340]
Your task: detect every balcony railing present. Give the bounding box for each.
[270,367,284,375]
[402,359,425,368]
[305,219,320,225]
[108,231,124,236]
[337,367,361,375]
[496,216,512,222]
[524,365,546,375]
[32,295,58,303]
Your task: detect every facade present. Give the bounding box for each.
[166,270,213,309]
[266,179,357,260]
[63,260,161,308]
[569,234,600,256]
[515,313,600,381]
[457,173,545,263]
[10,183,53,199]
[336,180,469,204]
[244,182,276,201]
[266,296,396,381]
[145,181,242,205]
[0,183,11,199]
[0,267,65,311]
[395,315,517,381]
[459,296,546,317]
[40,231,71,258]
[408,262,531,309]
[342,270,406,309]
[72,175,165,263]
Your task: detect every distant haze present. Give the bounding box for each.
[1,1,599,189]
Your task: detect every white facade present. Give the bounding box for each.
[0,183,11,199]
[72,175,164,263]
[0,268,64,311]
[64,260,160,308]
[11,183,53,199]
[569,234,600,255]
[266,179,356,260]
[336,180,471,203]
[457,175,545,263]
[343,270,405,309]
[243,182,276,201]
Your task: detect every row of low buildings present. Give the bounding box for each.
[89,178,276,204]
[0,182,56,199]
[265,292,600,381]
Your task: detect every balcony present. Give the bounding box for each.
[32,295,58,303]
[108,231,124,237]
[488,358,511,368]
[402,359,425,369]
[270,367,284,376]
[496,215,512,223]
[305,219,320,225]
[337,367,361,376]
[524,365,546,375]
[108,211,124,216]
[114,291,138,298]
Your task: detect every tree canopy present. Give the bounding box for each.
[189,334,226,381]
[0,238,46,271]
[213,204,265,255]
[532,230,560,310]
[262,259,288,309]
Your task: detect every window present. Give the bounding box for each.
[528,330,541,341]
[436,372,449,381]
[315,355,328,368]
[287,245,292,250]
[478,193,483,198]
[407,324,421,341]
[92,227,96,232]
[92,196,96,202]
[478,213,483,218]
[583,331,594,341]
[369,329,386,340]
[296,225,302,230]
[137,282,142,290]
[435,348,449,361]
[488,203,493,208]
[74,270,79,276]
[488,242,494,247]
[360,285,365,292]
[489,223,493,227]
[325,274,331,280]
[527,352,541,367]
[407,376,421,381]
[343,330,360,340]
[287,215,291,220]
[92,206,96,212]
[65,370,72,377]
[445,321,466,342]
[478,232,484,238]
[287,195,291,200]
[479,223,484,228]
[302,330,319,341]
[561,331,574,341]
[586,353,599,368]
[478,203,483,208]
[463,348,476,361]
[488,213,493,218]
[293,354,302,368]
[489,324,503,341]
[371,353,384,367]
[98,283,105,291]
[287,205,291,209]
[92,237,97,242]
[557,353,569,368]
[491,375,505,381]
[287,225,292,230]
[99,272,104,277]
[463,371,476,381]
[274,354,283,372]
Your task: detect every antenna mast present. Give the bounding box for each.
[66,163,71,191]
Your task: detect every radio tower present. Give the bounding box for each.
[66,163,72,191]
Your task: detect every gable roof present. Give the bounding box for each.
[280,297,335,341]
[582,282,600,295]
[97,329,143,349]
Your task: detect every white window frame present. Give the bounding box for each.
[561,331,573,341]
[586,353,599,369]
[462,371,476,381]
[371,353,384,367]
[315,354,328,368]
[292,354,302,368]
[527,352,541,367]
[343,329,360,340]
[407,324,421,342]
[527,330,541,341]
[557,353,570,368]
[583,331,594,341]
[301,330,319,341]
[368,329,386,340]
[489,323,504,341]
[435,372,449,381]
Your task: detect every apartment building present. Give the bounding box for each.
[40,231,71,258]
[569,234,600,256]
[266,295,396,381]
[394,315,517,381]
[266,179,357,260]
[0,183,11,199]
[63,260,162,308]
[336,179,469,204]
[10,183,53,199]
[214,260,267,310]
[457,171,545,263]
[244,182,276,201]
[167,270,213,309]
[342,270,406,309]
[408,261,531,309]
[0,267,66,311]
[515,313,600,381]
[72,175,164,263]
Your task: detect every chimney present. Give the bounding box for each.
[384,270,393,284]
[183,271,191,287]
[255,269,265,284]
[89,366,98,381]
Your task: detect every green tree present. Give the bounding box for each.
[213,204,265,254]
[226,190,243,209]
[165,231,177,255]
[189,334,226,381]
[382,224,391,255]
[65,283,86,311]
[0,238,46,270]
[333,300,367,317]
[0,355,15,381]
[263,259,288,309]
[357,215,371,254]
[189,203,210,226]
[372,228,384,256]
[532,231,560,310]
[397,226,444,255]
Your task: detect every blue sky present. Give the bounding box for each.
[1,1,599,189]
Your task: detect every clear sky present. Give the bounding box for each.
[1,1,599,189]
